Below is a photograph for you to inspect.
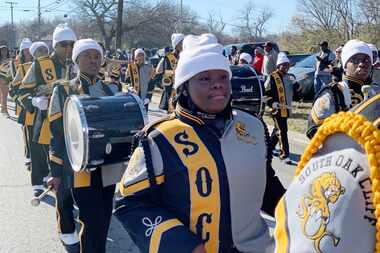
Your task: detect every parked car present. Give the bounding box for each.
[288,54,333,100]
[287,54,312,67]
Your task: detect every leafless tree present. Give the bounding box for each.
[236,1,274,41]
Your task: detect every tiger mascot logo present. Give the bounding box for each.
[297,172,345,253]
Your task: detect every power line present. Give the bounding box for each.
[5,1,17,48]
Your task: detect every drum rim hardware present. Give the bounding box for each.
[129,92,149,125]
[64,95,90,172]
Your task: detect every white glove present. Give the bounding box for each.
[272,102,279,109]
[143,98,150,105]
[32,96,49,110]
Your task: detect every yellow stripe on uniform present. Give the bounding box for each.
[49,112,62,122]
[354,93,380,114]
[50,154,63,165]
[273,71,288,117]
[311,107,324,125]
[73,171,91,188]
[274,197,289,253]
[155,119,221,253]
[149,219,183,253]
[129,63,140,92]
[119,175,165,197]
[38,118,52,145]
[25,111,35,126]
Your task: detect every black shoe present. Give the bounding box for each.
[62,242,80,253]
[33,189,44,198]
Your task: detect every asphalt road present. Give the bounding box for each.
[0,94,307,252]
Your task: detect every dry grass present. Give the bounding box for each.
[263,101,312,134]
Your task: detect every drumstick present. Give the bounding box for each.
[31,186,52,207]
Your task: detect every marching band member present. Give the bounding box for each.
[307,40,379,139]
[0,45,11,116]
[264,52,301,164]
[157,33,184,112]
[114,34,285,253]
[48,39,124,253]
[274,90,380,253]
[8,39,33,168]
[126,48,155,110]
[18,24,77,197]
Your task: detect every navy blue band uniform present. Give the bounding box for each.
[115,102,286,253]
[274,91,380,253]
[156,51,178,111]
[49,72,122,253]
[264,69,301,159]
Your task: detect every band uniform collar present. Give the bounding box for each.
[79,72,98,86]
[342,74,365,86]
[175,103,205,125]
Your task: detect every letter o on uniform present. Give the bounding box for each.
[196,167,212,197]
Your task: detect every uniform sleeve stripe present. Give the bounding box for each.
[120,175,165,197]
[149,219,183,253]
[49,154,63,165]
[49,112,62,122]
[20,82,36,89]
[274,197,289,253]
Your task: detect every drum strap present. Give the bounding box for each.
[141,136,161,204]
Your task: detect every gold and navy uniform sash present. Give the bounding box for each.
[38,57,58,85]
[154,118,221,252]
[166,53,177,70]
[128,63,140,92]
[19,62,34,125]
[272,71,288,117]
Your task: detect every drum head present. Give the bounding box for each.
[63,96,89,172]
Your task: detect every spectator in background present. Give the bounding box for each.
[314,41,335,96]
[228,45,238,65]
[368,43,380,85]
[253,47,264,75]
[238,52,252,65]
[262,41,278,79]
[330,45,344,82]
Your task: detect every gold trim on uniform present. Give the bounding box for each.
[149,219,183,253]
[120,175,165,197]
[155,119,221,252]
[274,198,290,253]
[273,71,288,117]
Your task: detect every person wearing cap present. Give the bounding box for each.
[238,52,253,65]
[126,48,155,110]
[273,83,380,253]
[114,33,285,253]
[8,39,35,170]
[314,41,335,96]
[48,38,124,253]
[0,45,11,116]
[157,33,184,112]
[264,52,301,164]
[17,24,77,199]
[262,41,278,79]
[306,40,378,139]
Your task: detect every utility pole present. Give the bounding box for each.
[116,0,123,49]
[5,1,17,49]
[177,0,183,32]
[38,0,41,39]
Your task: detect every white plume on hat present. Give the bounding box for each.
[72,39,103,64]
[29,42,49,57]
[174,33,232,90]
[342,39,372,67]
[276,52,290,66]
[52,23,77,48]
[171,33,185,49]
[134,48,145,59]
[19,38,32,50]
[239,53,252,64]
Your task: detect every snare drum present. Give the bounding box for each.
[230,65,265,117]
[63,93,147,172]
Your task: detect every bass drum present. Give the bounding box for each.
[63,93,147,172]
[230,65,265,117]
